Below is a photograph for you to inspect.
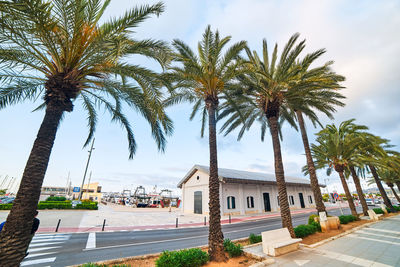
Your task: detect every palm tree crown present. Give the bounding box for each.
[0,0,173,156]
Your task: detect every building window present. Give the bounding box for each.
[197,176,200,180]
[227,196,236,209]
[247,196,254,208]
[277,196,280,206]
[289,196,295,205]
[308,195,313,204]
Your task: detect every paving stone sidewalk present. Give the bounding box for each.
[245,214,400,267]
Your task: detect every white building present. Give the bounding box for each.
[177,165,323,216]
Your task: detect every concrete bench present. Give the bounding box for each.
[367,209,383,221]
[261,228,302,256]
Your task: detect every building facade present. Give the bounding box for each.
[71,182,102,201]
[178,165,321,216]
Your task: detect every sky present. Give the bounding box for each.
[0,0,399,195]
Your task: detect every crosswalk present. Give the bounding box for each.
[20,233,71,267]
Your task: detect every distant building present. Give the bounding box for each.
[178,165,323,215]
[72,182,102,201]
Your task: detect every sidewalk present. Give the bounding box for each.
[246,214,400,267]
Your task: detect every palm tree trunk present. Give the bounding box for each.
[349,166,368,216]
[389,185,400,203]
[396,182,400,194]
[267,115,295,237]
[0,103,64,266]
[337,170,358,216]
[206,100,226,262]
[369,165,395,212]
[296,111,326,214]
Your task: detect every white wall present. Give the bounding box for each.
[182,173,317,215]
[182,170,209,214]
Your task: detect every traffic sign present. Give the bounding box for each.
[333,192,339,200]
[73,187,80,192]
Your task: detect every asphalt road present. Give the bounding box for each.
[22,207,362,267]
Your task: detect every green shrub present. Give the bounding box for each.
[294,224,317,238]
[222,238,243,257]
[75,202,98,210]
[249,233,262,244]
[46,196,66,202]
[308,214,319,225]
[155,248,209,267]
[394,206,400,212]
[0,204,12,210]
[310,221,322,232]
[37,202,72,209]
[372,208,384,215]
[338,215,357,224]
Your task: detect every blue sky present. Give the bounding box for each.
[1,0,399,195]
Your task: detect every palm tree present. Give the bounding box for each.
[0,1,172,264]
[293,62,345,214]
[347,165,369,216]
[166,25,247,261]
[357,134,396,212]
[219,34,339,237]
[311,119,366,217]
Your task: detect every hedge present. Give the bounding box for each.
[156,248,209,267]
[37,202,72,209]
[338,215,357,224]
[0,204,12,210]
[372,208,384,214]
[76,203,98,210]
[46,196,66,202]
[308,214,319,225]
[294,224,318,238]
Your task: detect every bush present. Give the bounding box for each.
[37,202,72,209]
[338,215,357,224]
[308,214,319,225]
[310,221,321,232]
[75,202,98,210]
[294,224,317,238]
[223,239,243,257]
[373,208,384,214]
[155,248,209,267]
[0,204,12,210]
[46,196,66,202]
[394,206,400,212]
[249,233,262,244]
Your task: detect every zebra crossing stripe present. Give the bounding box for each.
[31,237,69,243]
[20,257,56,266]
[28,246,62,253]
[29,241,64,247]
[25,251,57,259]
[86,232,96,249]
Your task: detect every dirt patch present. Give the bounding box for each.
[301,219,370,245]
[204,254,258,267]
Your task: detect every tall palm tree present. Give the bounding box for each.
[292,61,345,214]
[219,34,338,237]
[357,134,396,212]
[0,1,172,265]
[347,165,369,216]
[311,119,366,217]
[166,25,247,261]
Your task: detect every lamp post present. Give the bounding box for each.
[324,178,330,202]
[79,138,95,200]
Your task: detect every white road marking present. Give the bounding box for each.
[365,228,400,235]
[356,230,400,239]
[28,246,62,253]
[20,257,56,266]
[86,232,96,249]
[294,259,310,266]
[25,251,57,259]
[29,241,64,247]
[31,237,69,243]
[348,234,400,245]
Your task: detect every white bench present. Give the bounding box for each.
[367,209,383,221]
[261,228,302,256]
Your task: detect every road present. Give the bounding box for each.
[22,207,361,267]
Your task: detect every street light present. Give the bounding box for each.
[79,138,95,200]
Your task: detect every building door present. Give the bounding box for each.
[263,193,271,212]
[299,193,305,208]
[194,191,202,214]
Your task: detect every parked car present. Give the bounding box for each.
[365,198,375,206]
[71,200,82,208]
[0,197,15,204]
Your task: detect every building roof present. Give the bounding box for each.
[177,165,324,188]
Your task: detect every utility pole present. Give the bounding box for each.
[85,171,92,200]
[324,178,330,202]
[79,138,95,200]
